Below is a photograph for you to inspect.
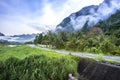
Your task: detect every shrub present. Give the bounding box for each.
[0,54,77,80]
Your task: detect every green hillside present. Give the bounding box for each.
[34,11,120,56]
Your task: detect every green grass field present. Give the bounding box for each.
[0,45,70,61]
[0,45,79,80]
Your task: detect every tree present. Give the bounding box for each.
[34,33,43,44]
[58,32,68,42]
[65,38,78,51]
[53,34,65,49]
[100,39,116,54]
[87,27,103,38]
[76,39,86,51]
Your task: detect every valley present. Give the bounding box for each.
[0,0,120,80]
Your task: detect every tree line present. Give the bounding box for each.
[34,27,120,56]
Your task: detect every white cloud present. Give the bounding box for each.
[41,3,60,25]
[39,0,104,26]
[0,0,104,35]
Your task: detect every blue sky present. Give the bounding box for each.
[0,0,104,35]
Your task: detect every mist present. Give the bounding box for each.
[56,0,120,32]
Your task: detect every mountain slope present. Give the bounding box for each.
[0,32,5,36]
[0,34,37,44]
[94,10,120,35]
[55,0,120,32]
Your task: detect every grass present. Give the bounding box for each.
[0,45,78,80]
[0,45,70,61]
[1,45,119,80]
[94,53,104,61]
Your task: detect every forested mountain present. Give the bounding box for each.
[55,0,120,33]
[34,0,120,55]
[93,11,120,35]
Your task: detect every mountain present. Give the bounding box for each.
[55,0,120,32]
[93,10,120,34]
[11,34,37,41]
[0,34,37,44]
[0,32,5,36]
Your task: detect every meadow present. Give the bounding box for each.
[0,45,79,80]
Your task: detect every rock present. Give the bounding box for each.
[77,58,120,80]
[68,73,78,80]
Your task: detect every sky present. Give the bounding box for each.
[0,0,104,35]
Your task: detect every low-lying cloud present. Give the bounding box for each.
[56,0,120,32]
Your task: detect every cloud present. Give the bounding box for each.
[56,0,120,32]
[0,0,104,35]
[28,23,56,32]
[40,3,60,25]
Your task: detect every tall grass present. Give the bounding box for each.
[0,45,78,80]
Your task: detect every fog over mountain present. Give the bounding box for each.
[0,32,5,36]
[0,0,104,35]
[56,0,120,32]
[0,34,37,43]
